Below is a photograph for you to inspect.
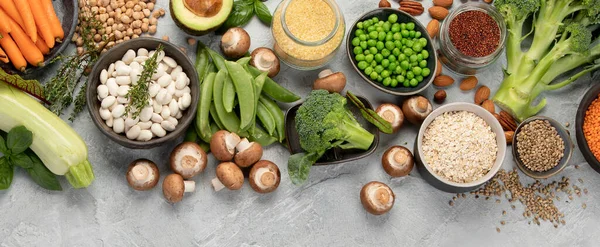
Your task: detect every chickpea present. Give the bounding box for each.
[77,47,84,55]
[159,8,165,16]
[132,34,139,39]
[133,11,143,20]
[94,34,102,42]
[105,26,112,34]
[125,8,133,17]
[124,36,130,41]
[126,28,134,37]
[147,2,154,11]
[125,1,134,8]
[114,30,123,40]
[142,18,149,24]
[107,18,114,26]
[149,17,157,25]
[133,4,142,12]
[149,25,157,34]
[162,35,169,41]
[76,37,84,46]
[152,11,160,18]
[133,28,142,35]
[141,22,149,32]
[121,15,131,24]
[132,20,142,29]
[99,7,106,14]
[143,9,150,17]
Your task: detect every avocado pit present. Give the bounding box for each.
[184,0,223,17]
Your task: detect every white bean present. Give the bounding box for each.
[139,106,153,122]
[148,83,161,97]
[117,85,130,97]
[117,96,129,104]
[152,100,162,113]
[162,56,177,68]
[174,89,185,98]
[122,49,136,64]
[161,62,172,74]
[151,113,163,123]
[151,66,165,80]
[113,118,125,134]
[116,64,132,76]
[109,100,119,111]
[151,123,166,137]
[156,50,165,63]
[178,98,185,110]
[99,108,112,120]
[138,121,152,130]
[129,61,141,71]
[181,93,192,109]
[169,99,179,117]
[107,78,118,96]
[185,75,190,86]
[175,111,183,119]
[101,96,116,108]
[137,48,149,57]
[161,121,176,131]
[112,104,126,118]
[161,106,171,119]
[183,87,191,94]
[130,69,141,85]
[100,69,108,84]
[108,63,115,75]
[115,60,126,70]
[106,116,114,127]
[134,55,148,64]
[175,73,186,90]
[167,116,178,126]
[126,125,141,140]
[137,130,153,141]
[125,116,139,129]
[166,81,176,96]
[116,76,131,85]
[97,85,109,99]
[170,66,182,80]
[155,88,168,105]
[157,74,171,87]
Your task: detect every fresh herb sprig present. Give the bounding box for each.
[125,44,164,118]
[219,0,273,32]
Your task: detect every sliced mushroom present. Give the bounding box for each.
[234,138,263,168]
[402,96,433,125]
[375,103,404,133]
[162,174,195,203]
[211,162,244,191]
[210,130,241,162]
[249,160,280,193]
[360,181,395,215]
[170,142,207,179]
[250,47,280,77]
[313,69,346,93]
[220,27,251,58]
[382,146,414,177]
[126,159,160,191]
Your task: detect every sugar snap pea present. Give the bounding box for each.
[225,61,255,130]
[213,70,243,133]
[259,94,286,142]
[209,104,225,130]
[256,101,276,135]
[207,48,227,71]
[237,57,251,66]
[223,76,236,113]
[195,45,211,83]
[196,72,216,143]
[247,65,301,103]
[251,72,267,132]
[248,124,277,147]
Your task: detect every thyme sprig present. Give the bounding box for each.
[126,44,164,118]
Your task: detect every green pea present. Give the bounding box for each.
[395,65,403,75]
[415,31,422,38]
[359,34,367,41]
[381,59,390,68]
[400,23,407,30]
[407,22,415,31]
[382,77,392,86]
[390,79,398,87]
[388,62,397,71]
[388,14,398,23]
[405,40,414,48]
[409,30,415,38]
[371,61,378,67]
[367,25,376,33]
[412,43,422,52]
[401,39,407,45]
[416,75,423,82]
[422,68,431,77]
[403,80,410,87]
[419,38,428,47]
[385,41,395,50]
[372,17,379,23]
[400,60,409,70]
[365,54,374,63]
[410,78,418,87]
[410,55,418,62]
[364,50,371,55]
[355,29,364,37]
[411,61,418,67]
[364,20,372,28]
[421,50,429,59]
[376,26,383,33]
[394,40,403,49]
[378,21,384,26]
[407,71,414,80]
[381,70,390,78]
[383,22,391,32]
[401,29,409,37]
[412,66,422,76]
[369,47,378,55]
[353,46,363,55]
[355,54,365,61]
[352,37,360,46]
[381,49,391,57]
[357,22,364,29]
[360,41,368,50]
[388,55,397,63]
[404,48,413,56]
[357,61,368,70]
[396,75,405,83]
[377,76,383,82]
[367,39,377,47]
[393,32,402,41]
[365,66,373,75]
[420,60,427,68]
[375,65,384,73]
[369,31,378,39]
[391,24,400,33]
[398,53,407,61]
[385,33,394,41]
[393,48,401,57]
[376,41,385,51]
[417,54,424,61]
[370,71,378,80]
[378,32,386,41]
[375,54,383,63]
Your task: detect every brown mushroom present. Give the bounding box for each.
[210,130,241,162]
[382,146,414,177]
[360,181,395,215]
[211,162,244,191]
[402,96,433,125]
[375,103,404,133]
[220,27,251,58]
[170,142,207,179]
[162,174,196,203]
[233,138,263,168]
[249,160,281,193]
[250,47,280,77]
[313,69,347,93]
[126,159,160,191]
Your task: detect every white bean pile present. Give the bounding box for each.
[97,48,192,141]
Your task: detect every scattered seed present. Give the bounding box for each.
[502,210,506,215]
[565,122,570,128]
[187,38,196,46]
[496,227,501,233]
[162,35,169,41]
[496,199,501,204]
[583,203,587,209]
[449,200,454,206]
[578,178,584,183]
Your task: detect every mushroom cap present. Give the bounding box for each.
[233,138,263,168]
[402,96,433,125]
[360,181,395,215]
[163,174,185,203]
[313,70,346,93]
[170,142,208,179]
[382,146,414,177]
[250,47,280,78]
[249,160,281,193]
[210,130,241,162]
[216,162,244,190]
[220,27,251,58]
[375,103,404,133]
[126,159,160,191]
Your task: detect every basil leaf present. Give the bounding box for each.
[9,152,33,169]
[0,158,13,190]
[26,151,62,191]
[7,126,33,155]
[0,134,7,154]
[254,0,272,25]
[288,152,321,185]
[220,0,255,31]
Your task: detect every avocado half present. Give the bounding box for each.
[170,0,234,36]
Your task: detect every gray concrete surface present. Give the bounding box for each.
[1,0,600,246]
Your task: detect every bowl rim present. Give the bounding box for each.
[576,83,600,172]
[86,37,199,149]
[511,117,573,179]
[346,8,438,96]
[416,102,506,187]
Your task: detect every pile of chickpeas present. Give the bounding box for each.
[72,0,166,54]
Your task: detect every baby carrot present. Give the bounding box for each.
[40,0,64,40]
[0,1,24,28]
[7,19,43,66]
[0,31,27,71]
[0,11,11,33]
[0,47,9,64]
[12,0,37,43]
[35,36,50,55]
[27,0,54,48]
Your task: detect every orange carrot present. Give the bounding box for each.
[0,31,27,71]
[0,1,24,28]
[35,37,50,55]
[41,0,64,40]
[12,0,37,43]
[7,19,43,67]
[0,47,9,64]
[27,0,54,48]
[0,11,11,33]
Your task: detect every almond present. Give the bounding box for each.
[505,131,514,145]
[379,0,391,8]
[429,6,449,20]
[459,76,478,91]
[474,86,490,105]
[433,0,453,8]
[481,99,495,114]
[433,75,454,87]
[426,19,440,38]
[435,58,442,77]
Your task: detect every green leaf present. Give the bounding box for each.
[0,158,14,190]
[346,91,394,134]
[220,0,255,31]
[0,68,48,104]
[0,134,8,154]
[25,151,62,191]
[6,126,33,154]
[9,153,33,169]
[288,152,321,185]
[254,0,272,25]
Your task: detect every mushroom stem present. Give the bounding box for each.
[184,181,196,193]
[416,97,429,113]
[318,69,334,78]
[257,52,275,68]
[211,177,226,191]
[131,165,150,181]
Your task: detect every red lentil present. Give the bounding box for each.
[583,94,600,160]
[448,10,500,57]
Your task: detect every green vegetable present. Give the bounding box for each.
[196,72,216,143]
[207,48,227,71]
[288,90,374,185]
[25,150,62,191]
[248,124,277,146]
[0,82,94,188]
[195,43,211,83]
[254,0,272,25]
[251,72,267,133]
[0,69,46,104]
[209,104,226,130]
[213,70,242,133]
[225,61,255,130]
[0,158,13,190]
[126,44,163,118]
[223,76,236,112]
[220,0,255,31]
[259,94,286,143]
[346,91,393,134]
[493,0,600,121]
[184,124,210,153]
[237,56,251,66]
[247,65,300,102]
[256,101,276,135]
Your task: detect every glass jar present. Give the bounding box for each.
[271,0,345,70]
[438,3,506,75]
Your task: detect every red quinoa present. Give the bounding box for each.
[449,10,500,57]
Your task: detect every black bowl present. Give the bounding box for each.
[576,83,600,174]
[285,95,379,165]
[346,8,437,96]
[0,0,78,76]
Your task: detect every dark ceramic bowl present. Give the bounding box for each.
[86,38,199,149]
[513,116,573,179]
[576,84,600,174]
[285,95,379,165]
[346,8,437,96]
[0,0,78,76]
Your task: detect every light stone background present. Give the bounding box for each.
[1,0,600,246]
